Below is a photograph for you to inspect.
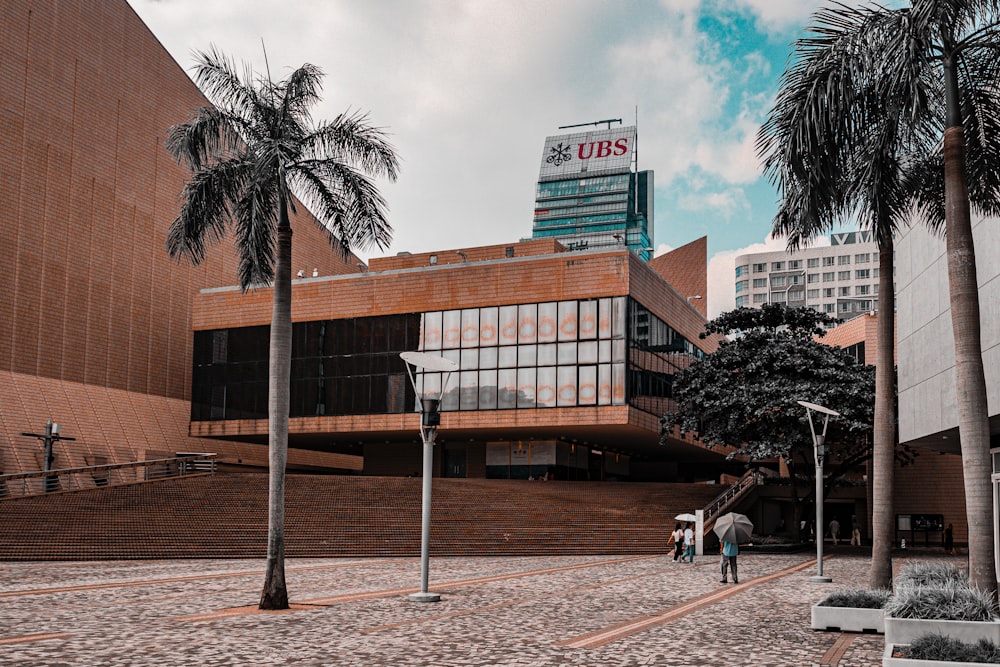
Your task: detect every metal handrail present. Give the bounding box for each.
[0,454,217,500]
[701,469,763,528]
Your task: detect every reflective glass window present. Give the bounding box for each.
[578,340,598,364]
[498,346,517,368]
[558,342,577,365]
[498,369,517,409]
[518,304,537,344]
[519,344,537,367]
[578,366,597,405]
[538,343,557,366]
[480,307,499,347]
[598,298,613,338]
[441,372,459,411]
[460,371,478,410]
[557,366,577,406]
[478,370,498,410]
[461,309,479,348]
[479,346,498,369]
[612,363,626,404]
[612,297,626,338]
[598,364,612,405]
[536,367,557,407]
[499,305,519,345]
[460,348,478,370]
[421,311,442,350]
[442,310,461,349]
[612,339,626,362]
[558,301,578,341]
[579,300,598,339]
[537,302,558,342]
[516,367,537,408]
[599,340,612,363]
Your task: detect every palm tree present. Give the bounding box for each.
[166,48,399,609]
[760,0,1000,595]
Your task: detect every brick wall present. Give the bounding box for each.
[647,236,708,318]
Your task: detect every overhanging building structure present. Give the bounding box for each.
[531,125,654,261]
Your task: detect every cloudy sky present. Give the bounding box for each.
[132,0,866,317]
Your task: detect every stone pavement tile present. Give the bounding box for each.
[0,553,961,666]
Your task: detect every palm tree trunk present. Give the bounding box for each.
[869,240,895,589]
[942,125,997,596]
[260,206,293,610]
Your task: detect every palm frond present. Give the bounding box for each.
[303,112,400,180]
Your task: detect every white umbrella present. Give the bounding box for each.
[675,513,698,522]
[713,512,754,544]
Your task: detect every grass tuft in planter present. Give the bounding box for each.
[817,588,890,609]
[885,581,999,622]
[895,563,968,589]
[900,633,1000,663]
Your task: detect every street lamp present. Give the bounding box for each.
[797,400,840,583]
[400,351,458,602]
[21,420,76,493]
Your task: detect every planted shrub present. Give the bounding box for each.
[885,581,1000,621]
[817,588,890,609]
[901,633,1000,663]
[895,562,968,589]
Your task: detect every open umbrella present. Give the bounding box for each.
[713,512,754,544]
[675,513,698,522]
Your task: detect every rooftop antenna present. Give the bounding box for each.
[558,118,623,130]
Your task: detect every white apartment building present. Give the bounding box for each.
[733,231,881,323]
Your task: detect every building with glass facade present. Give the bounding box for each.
[531,125,654,260]
[190,240,732,481]
[733,231,881,324]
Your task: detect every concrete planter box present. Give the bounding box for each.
[883,643,987,666]
[811,604,884,633]
[884,616,1000,646]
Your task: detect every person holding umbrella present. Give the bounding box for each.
[670,523,685,562]
[714,512,753,583]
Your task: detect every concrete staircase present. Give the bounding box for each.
[0,473,723,560]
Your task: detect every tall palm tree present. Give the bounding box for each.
[166,48,399,609]
[760,0,1000,595]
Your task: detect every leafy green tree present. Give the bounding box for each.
[166,49,399,609]
[663,305,882,530]
[758,0,1000,594]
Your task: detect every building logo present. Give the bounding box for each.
[831,230,874,246]
[546,142,573,167]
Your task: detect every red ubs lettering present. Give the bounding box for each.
[577,138,629,160]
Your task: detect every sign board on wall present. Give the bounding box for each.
[538,126,635,181]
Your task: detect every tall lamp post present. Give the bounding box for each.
[21,420,76,493]
[797,400,839,583]
[400,351,458,603]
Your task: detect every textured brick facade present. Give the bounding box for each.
[1,0,362,475]
[647,236,708,317]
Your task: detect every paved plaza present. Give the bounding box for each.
[0,550,949,666]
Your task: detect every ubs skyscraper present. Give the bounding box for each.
[531,125,654,260]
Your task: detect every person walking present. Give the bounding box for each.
[828,517,840,546]
[850,524,861,547]
[681,522,695,563]
[719,540,739,584]
[671,523,685,562]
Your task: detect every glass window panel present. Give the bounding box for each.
[557,366,577,406]
[442,310,462,349]
[498,346,518,368]
[612,363,626,405]
[460,348,478,370]
[535,367,556,407]
[537,302,558,342]
[612,339,626,362]
[419,372,441,405]
[579,300,598,339]
[518,303,537,344]
[460,371,478,410]
[441,371,460,411]
[517,367,537,408]
[578,366,597,405]
[498,368,517,409]
[479,346,498,369]
[479,370,498,410]
[612,297,626,338]
[441,348,460,368]
[480,307,499,347]
[461,308,479,348]
[579,341,598,364]
[537,343,557,366]
[519,344,537,367]
[557,342,576,365]
[558,301,578,341]
[598,364,612,405]
[499,305,519,346]
[598,298,613,339]
[599,340,612,363]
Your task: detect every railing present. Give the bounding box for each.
[701,469,763,528]
[0,454,217,500]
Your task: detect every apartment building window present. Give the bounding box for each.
[753,263,767,273]
[789,260,802,269]
[873,284,879,295]
[807,289,820,299]
[838,255,851,265]
[839,302,852,313]
[838,271,851,280]
[873,268,880,278]
[771,261,784,271]
[824,303,835,313]
[735,295,748,307]
[856,285,870,295]
[807,273,819,283]
[771,276,786,288]
[823,256,835,266]
[839,286,852,296]
[771,292,787,303]
[789,275,803,285]
[753,278,767,288]
[855,269,870,279]
[735,280,749,293]
[855,253,871,263]
[807,258,820,268]
[823,288,835,298]
[735,264,749,278]
[823,272,835,282]
[753,293,767,304]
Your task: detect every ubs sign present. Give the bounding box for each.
[830,231,875,245]
[538,126,635,180]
